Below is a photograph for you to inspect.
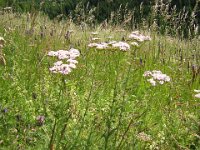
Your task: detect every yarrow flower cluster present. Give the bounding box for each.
[88,41,130,51]
[143,70,170,86]
[128,31,151,42]
[194,90,200,98]
[48,48,80,75]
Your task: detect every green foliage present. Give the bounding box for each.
[0,12,199,149]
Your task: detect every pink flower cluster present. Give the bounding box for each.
[88,41,130,51]
[47,48,80,75]
[143,70,170,86]
[128,31,151,42]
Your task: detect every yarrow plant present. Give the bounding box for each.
[143,70,171,86]
[128,31,151,42]
[47,48,80,75]
[194,90,200,98]
[88,31,151,51]
[88,41,130,51]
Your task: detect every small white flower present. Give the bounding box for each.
[69,48,80,56]
[144,70,170,86]
[143,71,152,77]
[164,76,170,82]
[48,51,58,56]
[112,41,130,51]
[130,42,139,47]
[148,78,156,86]
[68,63,76,69]
[53,61,63,66]
[194,93,200,98]
[67,59,78,64]
[128,31,151,42]
[88,43,98,48]
[96,43,109,49]
[48,48,80,75]
[194,90,200,93]
[159,81,164,85]
[57,50,70,60]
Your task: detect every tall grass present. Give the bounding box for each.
[0,9,199,149]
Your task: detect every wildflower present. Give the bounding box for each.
[194,90,200,98]
[96,43,109,50]
[88,41,130,51]
[53,61,63,66]
[143,71,152,77]
[130,42,139,47]
[147,78,156,86]
[67,59,78,64]
[112,41,130,51]
[57,50,70,60]
[194,90,200,93]
[88,43,98,48]
[128,31,151,42]
[48,51,58,57]
[48,48,80,75]
[3,7,12,11]
[69,48,80,57]
[195,93,200,98]
[68,63,76,69]
[144,70,170,86]
[59,64,72,74]
[88,42,109,49]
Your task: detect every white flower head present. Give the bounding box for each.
[53,61,63,66]
[96,43,109,50]
[130,42,139,47]
[147,78,156,86]
[194,90,200,93]
[112,41,130,51]
[48,48,80,75]
[143,71,152,77]
[128,31,151,42]
[48,51,58,56]
[67,59,78,64]
[195,93,200,98]
[88,43,98,48]
[144,70,170,86]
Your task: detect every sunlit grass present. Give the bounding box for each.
[0,12,199,149]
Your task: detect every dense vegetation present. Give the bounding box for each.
[0,1,200,149]
[0,0,200,37]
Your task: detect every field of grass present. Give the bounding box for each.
[0,12,200,149]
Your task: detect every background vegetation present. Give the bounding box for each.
[0,0,200,37]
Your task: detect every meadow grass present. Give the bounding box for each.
[0,12,200,149]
